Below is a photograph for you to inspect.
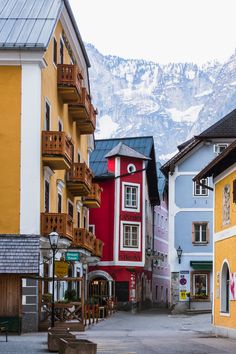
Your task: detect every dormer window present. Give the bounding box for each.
[213,144,228,155]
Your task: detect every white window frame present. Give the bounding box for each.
[127,163,136,174]
[193,222,208,243]
[120,221,141,251]
[193,178,209,197]
[193,273,208,296]
[122,182,140,212]
[213,143,228,155]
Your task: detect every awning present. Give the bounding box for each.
[190,261,212,270]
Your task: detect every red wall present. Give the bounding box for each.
[90,179,115,261]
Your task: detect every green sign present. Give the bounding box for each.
[65,252,80,261]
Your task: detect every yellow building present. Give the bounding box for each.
[0,0,102,332]
[194,139,236,338]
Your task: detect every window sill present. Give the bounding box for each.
[220,312,230,317]
[192,242,209,246]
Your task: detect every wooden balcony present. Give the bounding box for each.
[42,131,73,170]
[73,228,95,253]
[93,239,103,258]
[68,88,96,134]
[57,64,83,103]
[41,213,73,241]
[83,183,102,208]
[67,162,93,196]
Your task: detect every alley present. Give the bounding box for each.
[1,310,236,354]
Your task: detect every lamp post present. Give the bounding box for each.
[176,246,183,264]
[49,231,59,328]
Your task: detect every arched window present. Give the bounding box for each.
[221,262,230,313]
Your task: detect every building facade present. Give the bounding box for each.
[161,109,236,312]
[194,139,236,338]
[152,163,170,307]
[0,0,102,332]
[88,137,159,310]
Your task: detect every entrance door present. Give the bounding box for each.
[0,275,21,316]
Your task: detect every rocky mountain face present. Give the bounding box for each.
[86,44,236,161]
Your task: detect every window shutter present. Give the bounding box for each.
[192,223,195,243]
[233,179,236,203]
[206,224,210,243]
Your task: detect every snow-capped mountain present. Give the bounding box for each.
[86,43,236,161]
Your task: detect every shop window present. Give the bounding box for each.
[192,273,209,299]
[221,262,230,313]
[192,222,209,244]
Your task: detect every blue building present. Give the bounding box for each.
[161,109,236,311]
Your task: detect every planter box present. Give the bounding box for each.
[48,330,76,352]
[58,338,97,354]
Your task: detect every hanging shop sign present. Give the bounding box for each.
[55,260,68,277]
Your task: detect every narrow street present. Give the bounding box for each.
[1,310,236,354]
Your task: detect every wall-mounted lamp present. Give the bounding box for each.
[176,246,183,264]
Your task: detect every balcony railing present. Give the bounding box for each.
[42,131,73,170]
[83,183,102,208]
[93,239,103,258]
[57,64,83,103]
[67,162,93,196]
[41,213,73,241]
[68,88,96,134]
[73,228,95,252]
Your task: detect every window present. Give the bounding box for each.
[223,184,230,225]
[53,38,57,65]
[193,273,208,298]
[89,225,95,234]
[123,224,139,248]
[45,180,50,212]
[57,193,62,213]
[45,101,50,131]
[58,120,62,132]
[192,222,209,243]
[122,183,140,212]
[77,211,80,228]
[233,179,236,203]
[127,164,136,174]
[221,262,230,313]
[68,200,73,219]
[194,178,208,196]
[214,143,228,155]
[60,38,64,64]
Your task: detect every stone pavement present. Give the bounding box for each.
[1,309,236,353]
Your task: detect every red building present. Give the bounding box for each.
[88,137,159,309]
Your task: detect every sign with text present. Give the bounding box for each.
[65,251,80,262]
[179,270,190,302]
[55,260,68,277]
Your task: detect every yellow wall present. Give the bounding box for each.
[214,237,236,328]
[214,170,236,233]
[0,67,21,233]
[40,21,89,224]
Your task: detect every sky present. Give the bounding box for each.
[69,0,236,65]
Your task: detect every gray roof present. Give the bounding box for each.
[0,235,40,274]
[0,0,90,65]
[105,142,150,160]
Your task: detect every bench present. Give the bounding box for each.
[0,321,8,342]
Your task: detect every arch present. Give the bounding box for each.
[88,270,113,282]
[221,260,230,313]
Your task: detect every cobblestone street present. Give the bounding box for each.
[1,310,236,354]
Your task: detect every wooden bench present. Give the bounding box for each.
[0,321,8,342]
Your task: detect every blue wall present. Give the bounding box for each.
[178,144,215,172]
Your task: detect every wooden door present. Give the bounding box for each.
[0,275,21,316]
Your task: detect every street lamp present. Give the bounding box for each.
[49,231,59,328]
[176,246,183,264]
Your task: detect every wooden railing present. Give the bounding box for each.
[67,162,93,188]
[93,239,103,258]
[80,87,91,115]
[57,64,83,96]
[42,131,73,164]
[73,228,95,252]
[83,183,102,206]
[41,213,73,241]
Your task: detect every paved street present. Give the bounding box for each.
[1,309,236,353]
